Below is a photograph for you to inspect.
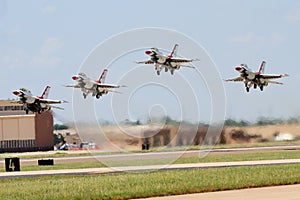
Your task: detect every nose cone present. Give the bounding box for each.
[235,66,242,71]
[72,75,78,80]
[13,90,20,96]
[145,50,152,55]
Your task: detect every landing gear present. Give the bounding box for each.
[83,93,87,99]
[96,93,102,99]
[246,87,250,92]
[157,70,160,75]
[171,69,174,75]
[260,86,264,91]
[254,84,257,89]
[25,109,29,114]
[165,68,168,72]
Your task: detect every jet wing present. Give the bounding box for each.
[96,83,125,89]
[136,60,155,64]
[39,99,67,104]
[268,80,283,85]
[49,105,65,110]
[169,58,198,63]
[260,73,289,79]
[224,77,244,82]
[64,84,81,88]
[181,65,195,69]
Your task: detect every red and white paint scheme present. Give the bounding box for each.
[66,68,125,99]
[136,44,198,75]
[225,61,289,92]
[12,86,67,114]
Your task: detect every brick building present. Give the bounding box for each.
[0,100,54,152]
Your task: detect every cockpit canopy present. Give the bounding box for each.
[19,88,31,93]
[78,72,87,77]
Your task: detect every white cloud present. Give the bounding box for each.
[228,32,285,46]
[42,5,57,15]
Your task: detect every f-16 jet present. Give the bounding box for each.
[225,61,289,92]
[12,86,67,114]
[66,68,125,99]
[136,44,198,75]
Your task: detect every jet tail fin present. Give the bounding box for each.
[39,86,51,99]
[258,61,266,74]
[168,44,179,58]
[98,69,108,83]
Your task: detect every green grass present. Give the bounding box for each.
[0,164,300,200]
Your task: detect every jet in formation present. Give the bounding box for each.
[136,44,198,75]
[225,61,289,92]
[66,68,125,99]
[12,86,67,114]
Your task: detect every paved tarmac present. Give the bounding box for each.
[1,145,300,167]
[1,148,300,199]
[1,159,300,179]
[138,184,300,200]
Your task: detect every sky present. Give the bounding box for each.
[1,0,300,125]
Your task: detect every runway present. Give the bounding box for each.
[1,158,300,179]
[1,146,300,199]
[1,145,300,167]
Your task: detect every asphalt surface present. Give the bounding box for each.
[137,184,300,200]
[1,145,300,199]
[1,159,300,179]
[1,145,300,167]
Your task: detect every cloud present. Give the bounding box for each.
[228,32,285,46]
[42,5,57,15]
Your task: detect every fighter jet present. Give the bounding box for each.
[66,68,125,99]
[12,86,67,114]
[136,44,198,75]
[225,61,289,92]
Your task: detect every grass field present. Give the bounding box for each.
[1,164,300,200]
[1,148,300,199]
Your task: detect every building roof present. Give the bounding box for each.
[0,99,22,106]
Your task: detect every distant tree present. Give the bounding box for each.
[287,117,299,124]
[256,117,285,126]
[53,124,69,130]
[224,119,249,127]
[239,120,249,126]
